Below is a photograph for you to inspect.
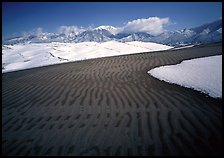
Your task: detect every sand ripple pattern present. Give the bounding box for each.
[2,42,222,156]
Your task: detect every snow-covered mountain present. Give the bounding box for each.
[3,19,222,46]
[190,19,222,44]
[3,32,67,45]
[152,29,197,46]
[95,25,121,35]
[72,29,113,42]
[153,19,222,46]
[119,32,154,42]
[112,33,132,39]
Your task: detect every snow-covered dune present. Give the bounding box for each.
[148,55,222,98]
[2,41,172,73]
[126,41,173,51]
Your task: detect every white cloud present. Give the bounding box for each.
[22,27,44,37]
[122,17,170,35]
[56,17,171,36]
[58,26,86,36]
[14,17,172,39]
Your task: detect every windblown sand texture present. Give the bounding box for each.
[2,42,222,156]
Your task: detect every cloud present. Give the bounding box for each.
[122,17,170,35]
[13,17,172,39]
[57,17,171,36]
[22,27,44,37]
[58,26,86,36]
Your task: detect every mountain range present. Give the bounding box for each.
[3,19,222,46]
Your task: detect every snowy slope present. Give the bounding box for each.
[126,41,172,51]
[148,55,222,98]
[2,41,173,73]
[2,43,64,73]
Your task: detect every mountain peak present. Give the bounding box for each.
[95,25,121,35]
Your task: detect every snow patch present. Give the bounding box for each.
[172,45,194,50]
[217,28,222,33]
[148,55,222,98]
[200,28,210,35]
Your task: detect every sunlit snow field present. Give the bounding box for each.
[2,41,172,73]
[148,55,222,98]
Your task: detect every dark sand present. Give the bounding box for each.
[2,42,222,156]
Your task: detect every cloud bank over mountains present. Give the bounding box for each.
[3,17,221,46]
[21,17,171,37]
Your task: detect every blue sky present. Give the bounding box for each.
[2,2,222,38]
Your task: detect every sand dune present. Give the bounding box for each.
[2,42,222,156]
